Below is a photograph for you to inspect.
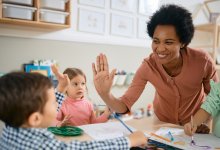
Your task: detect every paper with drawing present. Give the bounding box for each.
[149,127,220,150]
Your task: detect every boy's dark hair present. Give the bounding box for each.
[147,4,194,48]
[0,72,53,127]
[63,68,86,82]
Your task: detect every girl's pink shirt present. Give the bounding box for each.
[56,97,109,126]
[120,47,219,125]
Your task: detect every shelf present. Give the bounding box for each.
[195,23,220,32]
[0,0,71,29]
[0,18,70,29]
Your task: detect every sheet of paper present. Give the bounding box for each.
[79,121,135,140]
[149,127,220,150]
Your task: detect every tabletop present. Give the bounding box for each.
[55,115,181,142]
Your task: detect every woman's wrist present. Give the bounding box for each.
[100,92,111,102]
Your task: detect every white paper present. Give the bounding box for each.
[79,122,135,140]
[149,127,220,150]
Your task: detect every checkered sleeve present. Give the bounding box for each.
[55,91,65,111]
[67,136,130,149]
[1,126,130,150]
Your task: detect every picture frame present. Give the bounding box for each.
[78,0,105,8]
[110,14,134,37]
[111,0,136,13]
[138,0,159,16]
[24,64,51,77]
[78,9,105,34]
[137,17,150,39]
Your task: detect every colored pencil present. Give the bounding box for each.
[113,113,133,133]
[168,131,174,141]
[150,132,172,143]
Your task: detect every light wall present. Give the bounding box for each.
[0,35,155,111]
[0,1,219,132]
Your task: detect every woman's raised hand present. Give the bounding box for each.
[92,53,116,97]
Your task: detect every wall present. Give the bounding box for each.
[0,0,219,115]
[0,35,155,110]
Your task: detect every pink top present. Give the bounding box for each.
[56,97,109,126]
[120,47,219,125]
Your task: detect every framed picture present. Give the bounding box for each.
[78,9,105,34]
[78,0,105,8]
[24,64,51,77]
[138,0,159,16]
[137,17,150,39]
[111,14,134,37]
[111,0,136,13]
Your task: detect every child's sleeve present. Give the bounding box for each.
[46,136,130,149]
[55,91,65,111]
[201,80,220,117]
[68,136,130,149]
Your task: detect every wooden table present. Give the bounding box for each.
[55,115,220,150]
[56,115,181,142]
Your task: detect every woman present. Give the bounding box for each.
[92,4,218,131]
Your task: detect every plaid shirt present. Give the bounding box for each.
[0,91,130,150]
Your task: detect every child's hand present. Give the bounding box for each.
[184,122,197,136]
[59,114,72,127]
[51,64,70,93]
[103,107,112,116]
[128,131,148,148]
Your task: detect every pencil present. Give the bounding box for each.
[150,132,172,142]
[113,113,133,133]
[191,116,195,144]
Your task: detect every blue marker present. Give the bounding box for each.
[168,131,174,141]
[113,113,133,133]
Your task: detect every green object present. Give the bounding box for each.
[201,80,220,137]
[47,126,83,136]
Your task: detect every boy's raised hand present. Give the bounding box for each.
[51,64,70,93]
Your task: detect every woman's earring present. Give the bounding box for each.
[181,45,185,49]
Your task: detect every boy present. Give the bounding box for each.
[0,71,147,149]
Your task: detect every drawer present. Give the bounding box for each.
[2,0,33,6]
[40,9,69,24]
[40,0,68,11]
[2,3,36,20]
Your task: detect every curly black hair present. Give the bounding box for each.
[147,4,194,47]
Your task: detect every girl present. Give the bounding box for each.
[56,67,111,126]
